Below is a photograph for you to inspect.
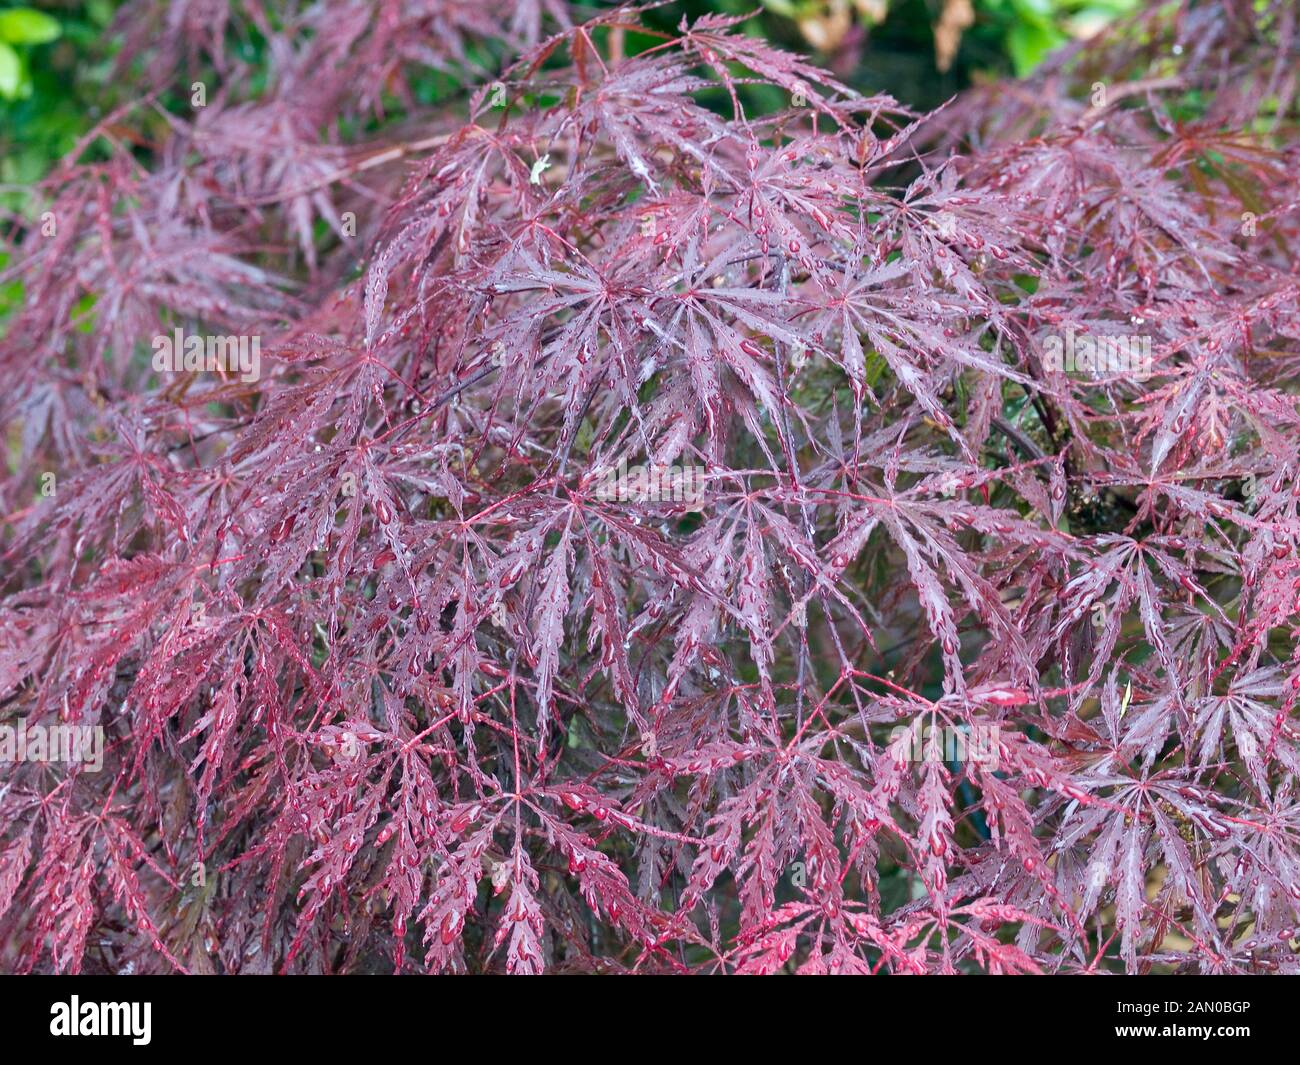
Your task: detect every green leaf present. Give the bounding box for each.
[0,40,20,98]
[863,348,887,391]
[0,7,60,44]
[1007,22,1065,77]
[1009,0,1055,29]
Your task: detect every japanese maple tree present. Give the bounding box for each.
[1,0,1298,974]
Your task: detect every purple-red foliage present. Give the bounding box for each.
[1,1,1299,974]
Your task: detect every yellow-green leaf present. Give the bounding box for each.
[0,7,60,44]
[0,40,21,98]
